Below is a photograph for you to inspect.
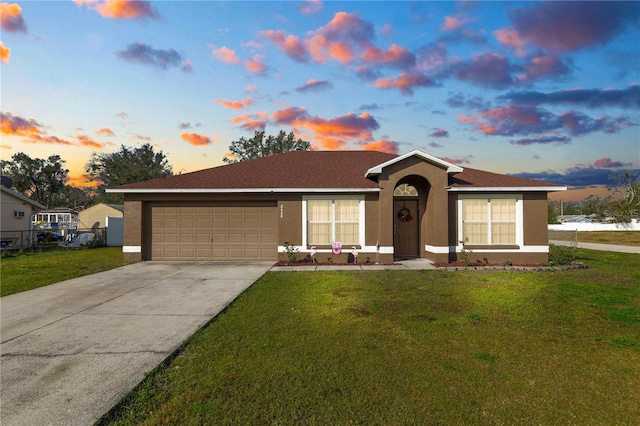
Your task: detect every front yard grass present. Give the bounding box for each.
[100,249,640,425]
[0,247,124,297]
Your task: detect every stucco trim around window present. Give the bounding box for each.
[302,195,365,248]
[457,194,524,248]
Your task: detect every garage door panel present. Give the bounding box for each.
[151,205,277,261]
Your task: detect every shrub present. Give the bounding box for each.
[548,243,577,265]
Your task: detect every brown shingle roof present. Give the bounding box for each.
[112,150,564,192]
[114,150,397,190]
[449,167,561,189]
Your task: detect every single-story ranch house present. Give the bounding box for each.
[109,150,566,265]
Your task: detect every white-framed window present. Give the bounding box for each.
[458,194,522,246]
[303,195,365,247]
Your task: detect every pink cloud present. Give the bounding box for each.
[1,3,27,33]
[305,11,373,64]
[593,158,631,168]
[374,72,436,95]
[245,85,257,93]
[261,30,308,62]
[212,46,240,64]
[360,44,415,68]
[357,139,399,154]
[77,134,103,148]
[494,28,526,57]
[96,128,115,136]
[213,97,253,109]
[231,112,268,131]
[74,0,158,20]
[272,107,308,125]
[293,112,380,149]
[299,0,322,15]
[181,133,212,146]
[244,55,266,73]
[0,41,10,64]
[440,16,465,32]
[517,55,571,83]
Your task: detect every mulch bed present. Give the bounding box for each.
[274,261,398,266]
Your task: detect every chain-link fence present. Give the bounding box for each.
[1,228,107,251]
[548,229,579,247]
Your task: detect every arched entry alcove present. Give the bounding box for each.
[393,176,431,259]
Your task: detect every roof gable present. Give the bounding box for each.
[365,150,463,176]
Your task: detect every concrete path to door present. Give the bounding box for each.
[0,261,274,426]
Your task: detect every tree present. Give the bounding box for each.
[1,152,69,208]
[579,194,614,219]
[223,130,311,164]
[85,143,173,203]
[608,171,640,222]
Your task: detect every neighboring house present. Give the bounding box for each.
[109,150,566,264]
[78,203,124,230]
[0,184,46,248]
[77,203,124,247]
[32,208,79,239]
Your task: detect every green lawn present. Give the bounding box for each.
[0,247,124,297]
[100,249,640,425]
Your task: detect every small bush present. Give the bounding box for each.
[548,243,577,265]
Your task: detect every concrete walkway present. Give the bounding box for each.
[0,261,273,426]
[550,240,639,254]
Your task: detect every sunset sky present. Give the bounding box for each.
[1,0,639,201]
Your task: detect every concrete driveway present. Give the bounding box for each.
[0,261,273,426]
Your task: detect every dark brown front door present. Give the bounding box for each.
[394,199,419,258]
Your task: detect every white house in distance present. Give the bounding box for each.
[0,181,46,248]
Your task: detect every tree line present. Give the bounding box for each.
[548,172,640,224]
[1,131,310,210]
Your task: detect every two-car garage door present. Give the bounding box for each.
[151,204,277,261]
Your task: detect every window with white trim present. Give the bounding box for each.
[304,197,363,246]
[460,196,520,245]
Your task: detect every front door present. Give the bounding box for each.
[394,199,419,258]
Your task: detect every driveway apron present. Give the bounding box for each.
[0,261,273,426]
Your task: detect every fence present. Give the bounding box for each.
[548,229,579,247]
[548,219,640,232]
[0,228,108,250]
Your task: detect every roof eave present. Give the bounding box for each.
[107,187,381,194]
[365,149,464,177]
[1,185,46,209]
[448,186,567,192]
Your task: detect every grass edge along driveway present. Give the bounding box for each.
[100,249,640,425]
[0,247,124,297]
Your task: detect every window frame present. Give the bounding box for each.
[457,194,523,247]
[302,195,365,248]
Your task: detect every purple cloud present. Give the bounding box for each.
[295,79,333,93]
[499,85,640,109]
[117,43,191,72]
[505,1,640,53]
[510,136,571,146]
